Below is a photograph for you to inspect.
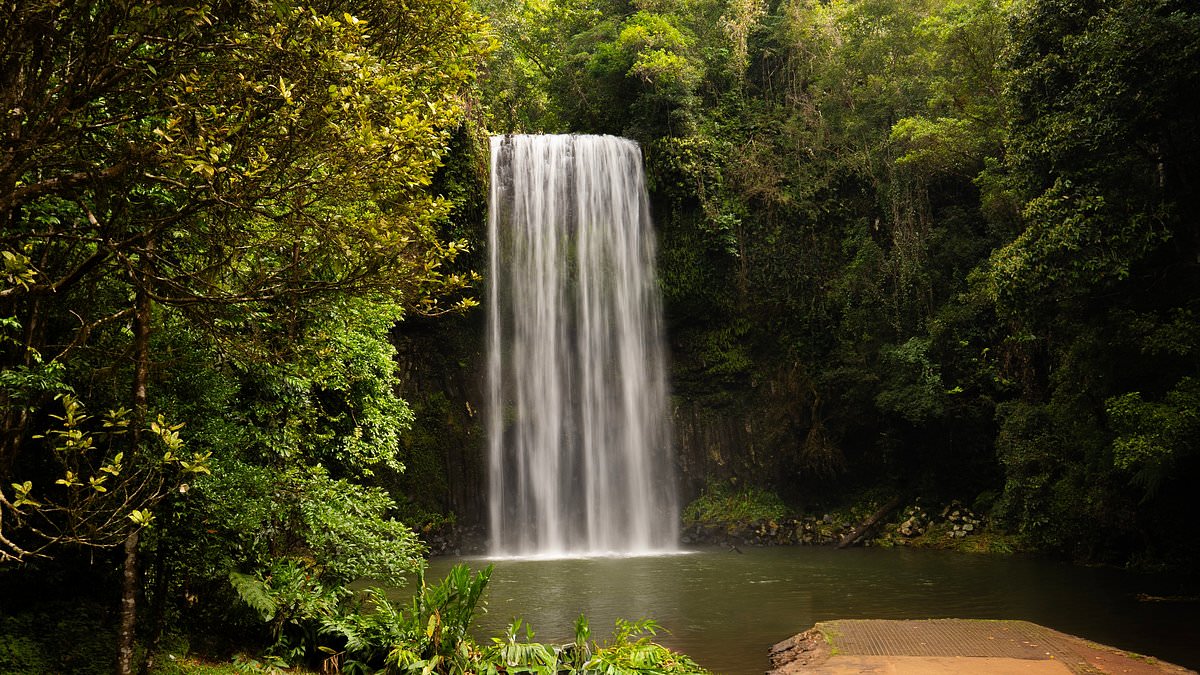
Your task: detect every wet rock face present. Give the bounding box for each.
[419,523,487,557]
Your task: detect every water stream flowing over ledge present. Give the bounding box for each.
[486,134,678,557]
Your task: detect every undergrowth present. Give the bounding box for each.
[682,480,790,526]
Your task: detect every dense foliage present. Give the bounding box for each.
[478,0,1199,568]
[2,0,1198,671]
[322,565,709,674]
[1,0,494,672]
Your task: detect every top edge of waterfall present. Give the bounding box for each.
[489,132,640,145]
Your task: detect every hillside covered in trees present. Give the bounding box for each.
[466,0,1200,567]
[2,0,1198,672]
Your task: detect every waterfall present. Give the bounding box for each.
[486,134,678,557]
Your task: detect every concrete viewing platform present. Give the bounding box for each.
[768,619,1196,674]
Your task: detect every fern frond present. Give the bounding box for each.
[229,571,278,621]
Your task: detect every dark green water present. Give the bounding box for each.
[426,546,1200,674]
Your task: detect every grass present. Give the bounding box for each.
[907,521,1026,554]
[818,623,842,655]
[681,481,789,527]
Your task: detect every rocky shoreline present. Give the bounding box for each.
[680,499,991,550]
[418,499,996,555]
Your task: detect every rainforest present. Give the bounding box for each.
[1,0,1198,673]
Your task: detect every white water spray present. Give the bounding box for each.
[486,134,678,557]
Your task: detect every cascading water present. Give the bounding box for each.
[486,134,678,557]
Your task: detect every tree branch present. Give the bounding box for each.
[0,162,129,214]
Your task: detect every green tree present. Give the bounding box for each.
[1,0,492,671]
[979,0,1200,561]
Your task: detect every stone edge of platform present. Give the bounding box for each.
[766,619,1198,675]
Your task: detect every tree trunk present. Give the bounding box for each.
[131,281,151,426]
[138,538,169,675]
[838,495,903,549]
[117,529,140,675]
[120,264,153,675]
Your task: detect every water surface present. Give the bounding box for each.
[427,546,1200,674]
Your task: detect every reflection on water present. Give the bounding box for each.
[425,546,1200,675]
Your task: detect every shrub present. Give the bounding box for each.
[682,481,789,527]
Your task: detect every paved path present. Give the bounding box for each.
[768,619,1196,675]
